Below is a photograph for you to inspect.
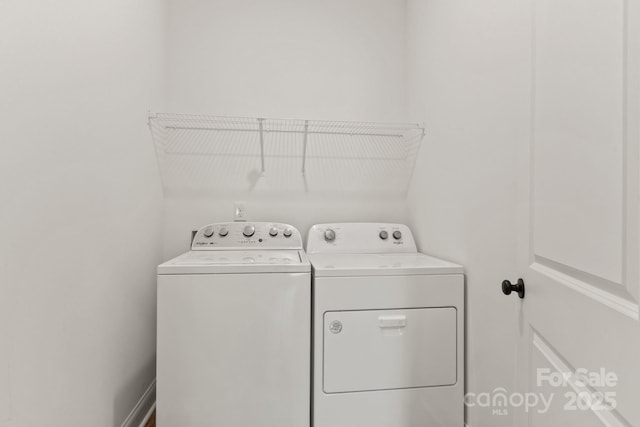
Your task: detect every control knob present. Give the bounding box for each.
[269,227,278,237]
[243,225,255,238]
[324,229,336,242]
[283,228,293,238]
[379,230,388,240]
[203,226,214,238]
[218,227,229,237]
[393,230,402,240]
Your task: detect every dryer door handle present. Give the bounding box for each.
[378,315,407,328]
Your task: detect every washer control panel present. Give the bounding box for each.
[306,223,417,254]
[192,222,302,250]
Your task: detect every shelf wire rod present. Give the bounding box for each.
[302,120,309,175]
[258,118,265,174]
[163,126,403,138]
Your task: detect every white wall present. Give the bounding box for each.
[0,2,533,426]
[0,1,166,426]
[163,0,409,258]
[405,1,530,426]
[166,0,407,121]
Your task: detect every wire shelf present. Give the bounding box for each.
[148,113,424,197]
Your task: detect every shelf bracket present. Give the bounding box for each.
[258,118,265,174]
[147,111,157,127]
[301,120,309,175]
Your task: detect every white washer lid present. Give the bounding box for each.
[308,252,463,277]
[158,250,310,274]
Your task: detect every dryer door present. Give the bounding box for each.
[323,307,457,393]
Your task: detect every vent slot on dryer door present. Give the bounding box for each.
[323,307,457,394]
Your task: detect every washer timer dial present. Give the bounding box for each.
[243,225,256,238]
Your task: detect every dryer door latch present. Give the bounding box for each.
[378,315,407,329]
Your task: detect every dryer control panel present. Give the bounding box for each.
[192,222,303,250]
[306,223,417,254]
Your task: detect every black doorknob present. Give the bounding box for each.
[502,278,525,299]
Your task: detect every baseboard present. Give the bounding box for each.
[120,379,156,427]
[138,402,156,427]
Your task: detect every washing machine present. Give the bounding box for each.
[157,222,310,427]
[306,223,464,427]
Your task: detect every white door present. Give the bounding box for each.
[513,1,640,426]
[323,308,457,393]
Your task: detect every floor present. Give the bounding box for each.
[144,411,155,427]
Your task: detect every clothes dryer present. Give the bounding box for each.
[307,223,464,427]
